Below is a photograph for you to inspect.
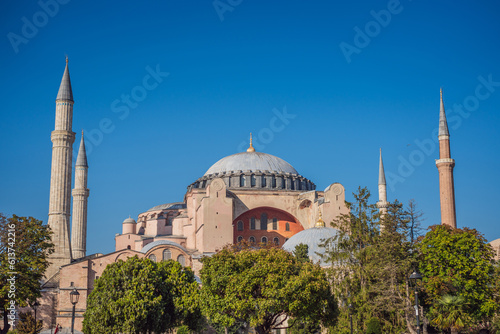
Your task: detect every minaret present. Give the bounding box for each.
[436,88,457,227]
[47,58,75,278]
[71,131,89,260]
[377,148,388,215]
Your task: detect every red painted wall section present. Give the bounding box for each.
[233,207,304,247]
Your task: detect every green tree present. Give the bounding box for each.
[199,247,337,334]
[430,295,471,333]
[13,312,42,334]
[322,188,419,333]
[0,214,54,334]
[82,256,202,334]
[418,225,498,330]
[292,244,309,263]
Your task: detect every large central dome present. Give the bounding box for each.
[204,152,298,176]
[187,143,315,192]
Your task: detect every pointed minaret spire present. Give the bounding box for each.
[56,56,73,102]
[76,130,88,167]
[439,88,449,137]
[377,148,388,216]
[436,88,457,228]
[71,131,90,260]
[247,132,256,152]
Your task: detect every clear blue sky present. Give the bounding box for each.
[1,1,499,255]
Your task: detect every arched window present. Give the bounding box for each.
[261,236,268,244]
[177,254,185,267]
[260,213,268,230]
[251,174,256,187]
[249,236,256,243]
[273,237,279,246]
[163,249,171,261]
[167,218,173,226]
[286,222,290,231]
[272,218,278,230]
[237,220,244,231]
[237,236,243,243]
[127,245,131,250]
[281,176,285,189]
[262,175,266,187]
[149,254,156,262]
[271,175,276,188]
[291,179,295,190]
[240,174,245,187]
[250,217,256,230]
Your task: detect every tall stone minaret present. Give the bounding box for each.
[71,131,89,260]
[47,58,75,279]
[436,88,457,228]
[377,148,388,215]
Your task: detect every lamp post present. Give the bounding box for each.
[348,303,353,334]
[409,271,423,334]
[70,288,80,334]
[32,300,40,334]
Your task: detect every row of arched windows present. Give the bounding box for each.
[236,236,289,245]
[237,213,290,231]
[148,250,185,266]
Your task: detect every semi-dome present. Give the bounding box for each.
[204,152,298,176]
[282,216,338,266]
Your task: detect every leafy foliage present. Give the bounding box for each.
[418,225,499,329]
[292,244,309,263]
[322,187,420,333]
[82,256,202,334]
[199,247,337,334]
[0,214,54,334]
[14,312,43,334]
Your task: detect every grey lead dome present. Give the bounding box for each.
[204,151,298,175]
[282,226,339,266]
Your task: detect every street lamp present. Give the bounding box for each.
[348,303,353,334]
[69,288,80,334]
[409,271,423,334]
[32,300,40,334]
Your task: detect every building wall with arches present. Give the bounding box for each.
[233,207,304,247]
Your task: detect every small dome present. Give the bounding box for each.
[205,152,298,176]
[282,226,339,266]
[123,217,136,224]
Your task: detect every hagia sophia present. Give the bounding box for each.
[35,59,500,333]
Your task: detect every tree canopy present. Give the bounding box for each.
[199,246,337,334]
[321,187,420,333]
[0,214,54,334]
[82,256,202,334]
[418,225,499,331]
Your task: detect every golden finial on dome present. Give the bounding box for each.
[247,132,256,152]
[315,209,325,228]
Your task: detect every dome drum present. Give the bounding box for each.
[188,170,315,192]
